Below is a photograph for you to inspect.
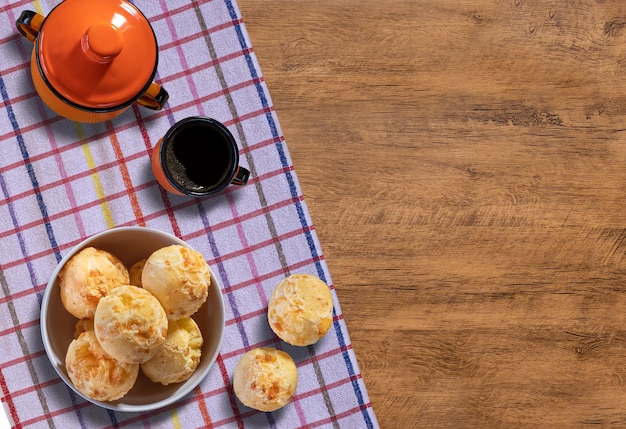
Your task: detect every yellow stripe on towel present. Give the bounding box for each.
[75,123,115,228]
[170,410,182,429]
[33,0,42,15]
[31,0,113,230]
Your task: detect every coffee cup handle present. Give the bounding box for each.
[137,82,169,110]
[16,10,44,43]
[232,166,250,186]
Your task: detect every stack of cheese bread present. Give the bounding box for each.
[59,245,209,402]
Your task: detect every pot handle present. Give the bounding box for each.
[16,10,44,43]
[137,82,169,110]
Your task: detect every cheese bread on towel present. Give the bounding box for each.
[233,347,298,412]
[268,274,334,346]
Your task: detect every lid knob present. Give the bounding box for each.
[82,22,123,63]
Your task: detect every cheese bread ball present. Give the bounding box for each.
[94,285,168,364]
[141,317,203,385]
[66,331,138,402]
[128,258,147,287]
[59,247,130,319]
[73,318,94,339]
[268,274,334,346]
[233,347,298,412]
[141,245,210,320]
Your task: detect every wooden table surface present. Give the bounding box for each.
[239,1,626,427]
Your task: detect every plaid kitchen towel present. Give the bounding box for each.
[0,0,379,427]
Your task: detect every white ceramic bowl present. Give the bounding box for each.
[40,226,225,412]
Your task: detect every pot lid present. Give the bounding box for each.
[36,0,158,110]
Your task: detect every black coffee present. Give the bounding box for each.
[164,122,235,193]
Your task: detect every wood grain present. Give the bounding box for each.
[239,0,626,427]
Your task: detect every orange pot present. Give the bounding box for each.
[16,0,169,123]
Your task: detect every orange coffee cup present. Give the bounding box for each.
[152,117,250,197]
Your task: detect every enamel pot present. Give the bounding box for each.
[16,0,169,123]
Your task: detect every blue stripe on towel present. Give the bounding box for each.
[223,3,375,427]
